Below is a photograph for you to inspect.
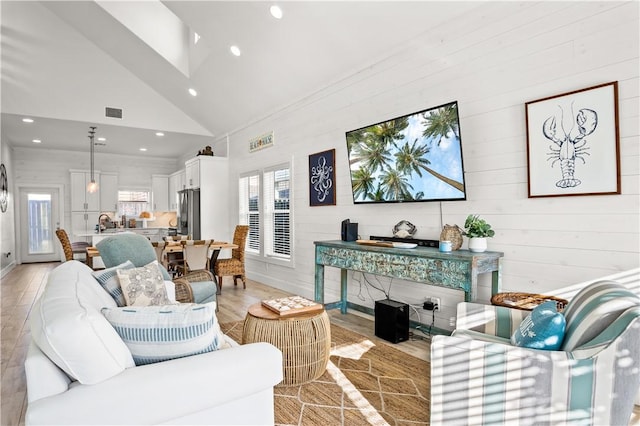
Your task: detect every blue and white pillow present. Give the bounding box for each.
[92,260,135,306]
[511,301,566,350]
[101,302,225,365]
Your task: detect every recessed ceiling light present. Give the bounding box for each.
[188,88,198,97]
[139,148,147,152]
[270,5,283,19]
[155,132,164,137]
[22,118,34,123]
[97,137,106,141]
[32,139,41,143]
[230,45,241,56]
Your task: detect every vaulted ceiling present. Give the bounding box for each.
[1,1,481,159]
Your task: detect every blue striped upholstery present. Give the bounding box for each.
[561,280,639,351]
[92,260,134,306]
[455,301,529,338]
[101,302,224,366]
[433,278,640,425]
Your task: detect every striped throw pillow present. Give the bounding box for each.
[562,280,640,351]
[101,302,224,365]
[92,260,135,306]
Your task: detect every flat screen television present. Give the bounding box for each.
[345,101,467,204]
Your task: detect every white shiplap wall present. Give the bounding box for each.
[221,2,640,331]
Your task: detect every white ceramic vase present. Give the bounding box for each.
[468,237,487,253]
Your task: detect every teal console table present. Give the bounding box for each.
[314,240,503,314]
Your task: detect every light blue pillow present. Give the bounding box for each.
[92,260,135,306]
[101,302,224,366]
[511,301,566,350]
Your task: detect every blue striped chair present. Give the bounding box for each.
[431,279,640,425]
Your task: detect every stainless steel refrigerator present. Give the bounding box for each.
[178,189,200,239]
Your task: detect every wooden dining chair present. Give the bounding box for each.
[178,239,213,275]
[150,241,168,268]
[55,228,90,262]
[214,225,249,292]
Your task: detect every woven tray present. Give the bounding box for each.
[491,292,568,312]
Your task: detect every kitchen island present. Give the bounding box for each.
[76,228,172,269]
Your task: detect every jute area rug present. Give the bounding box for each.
[220,321,430,426]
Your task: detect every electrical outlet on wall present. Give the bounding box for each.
[431,297,441,311]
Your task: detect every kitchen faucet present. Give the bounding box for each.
[98,214,111,233]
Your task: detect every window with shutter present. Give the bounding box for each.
[239,173,260,254]
[117,190,150,218]
[239,163,292,263]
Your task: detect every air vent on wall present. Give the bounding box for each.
[105,107,123,119]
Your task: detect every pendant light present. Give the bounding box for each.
[87,126,98,193]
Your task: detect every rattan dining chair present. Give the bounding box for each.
[214,225,249,292]
[55,228,90,262]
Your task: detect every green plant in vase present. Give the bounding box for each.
[462,214,494,252]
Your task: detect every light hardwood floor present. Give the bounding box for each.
[0,262,430,426]
[3,263,639,425]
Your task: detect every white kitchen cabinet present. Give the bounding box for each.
[151,174,169,211]
[71,211,98,241]
[168,170,184,211]
[70,170,100,242]
[198,156,230,242]
[70,170,100,211]
[100,172,118,212]
[185,158,200,189]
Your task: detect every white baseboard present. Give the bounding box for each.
[1,261,17,279]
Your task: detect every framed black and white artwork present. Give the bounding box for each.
[525,81,620,198]
[308,149,336,206]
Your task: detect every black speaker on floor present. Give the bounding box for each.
[374,299,409,343]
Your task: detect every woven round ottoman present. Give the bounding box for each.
[242,303,331,386]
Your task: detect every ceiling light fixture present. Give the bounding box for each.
[155,132,165,137]
[188,88,198,97]
[32,139,42,144]
[230,45,241,56]
[139,148,147,152]
[97,137,106,141]
[22,118,34,123]
[87,126,98,193]
[270,5,283,19]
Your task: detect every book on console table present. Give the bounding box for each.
[261,296,323,317]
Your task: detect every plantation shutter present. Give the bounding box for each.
[264,166,290,259]
[239,173,260,254]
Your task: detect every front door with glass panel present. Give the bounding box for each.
[19,187,61,263]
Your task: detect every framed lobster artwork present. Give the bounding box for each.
[525,81,620,198]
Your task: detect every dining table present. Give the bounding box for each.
[85,241,238,277]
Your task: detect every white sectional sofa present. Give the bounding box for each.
[25,260,283,425]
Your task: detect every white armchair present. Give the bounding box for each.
[431,280,640,426]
